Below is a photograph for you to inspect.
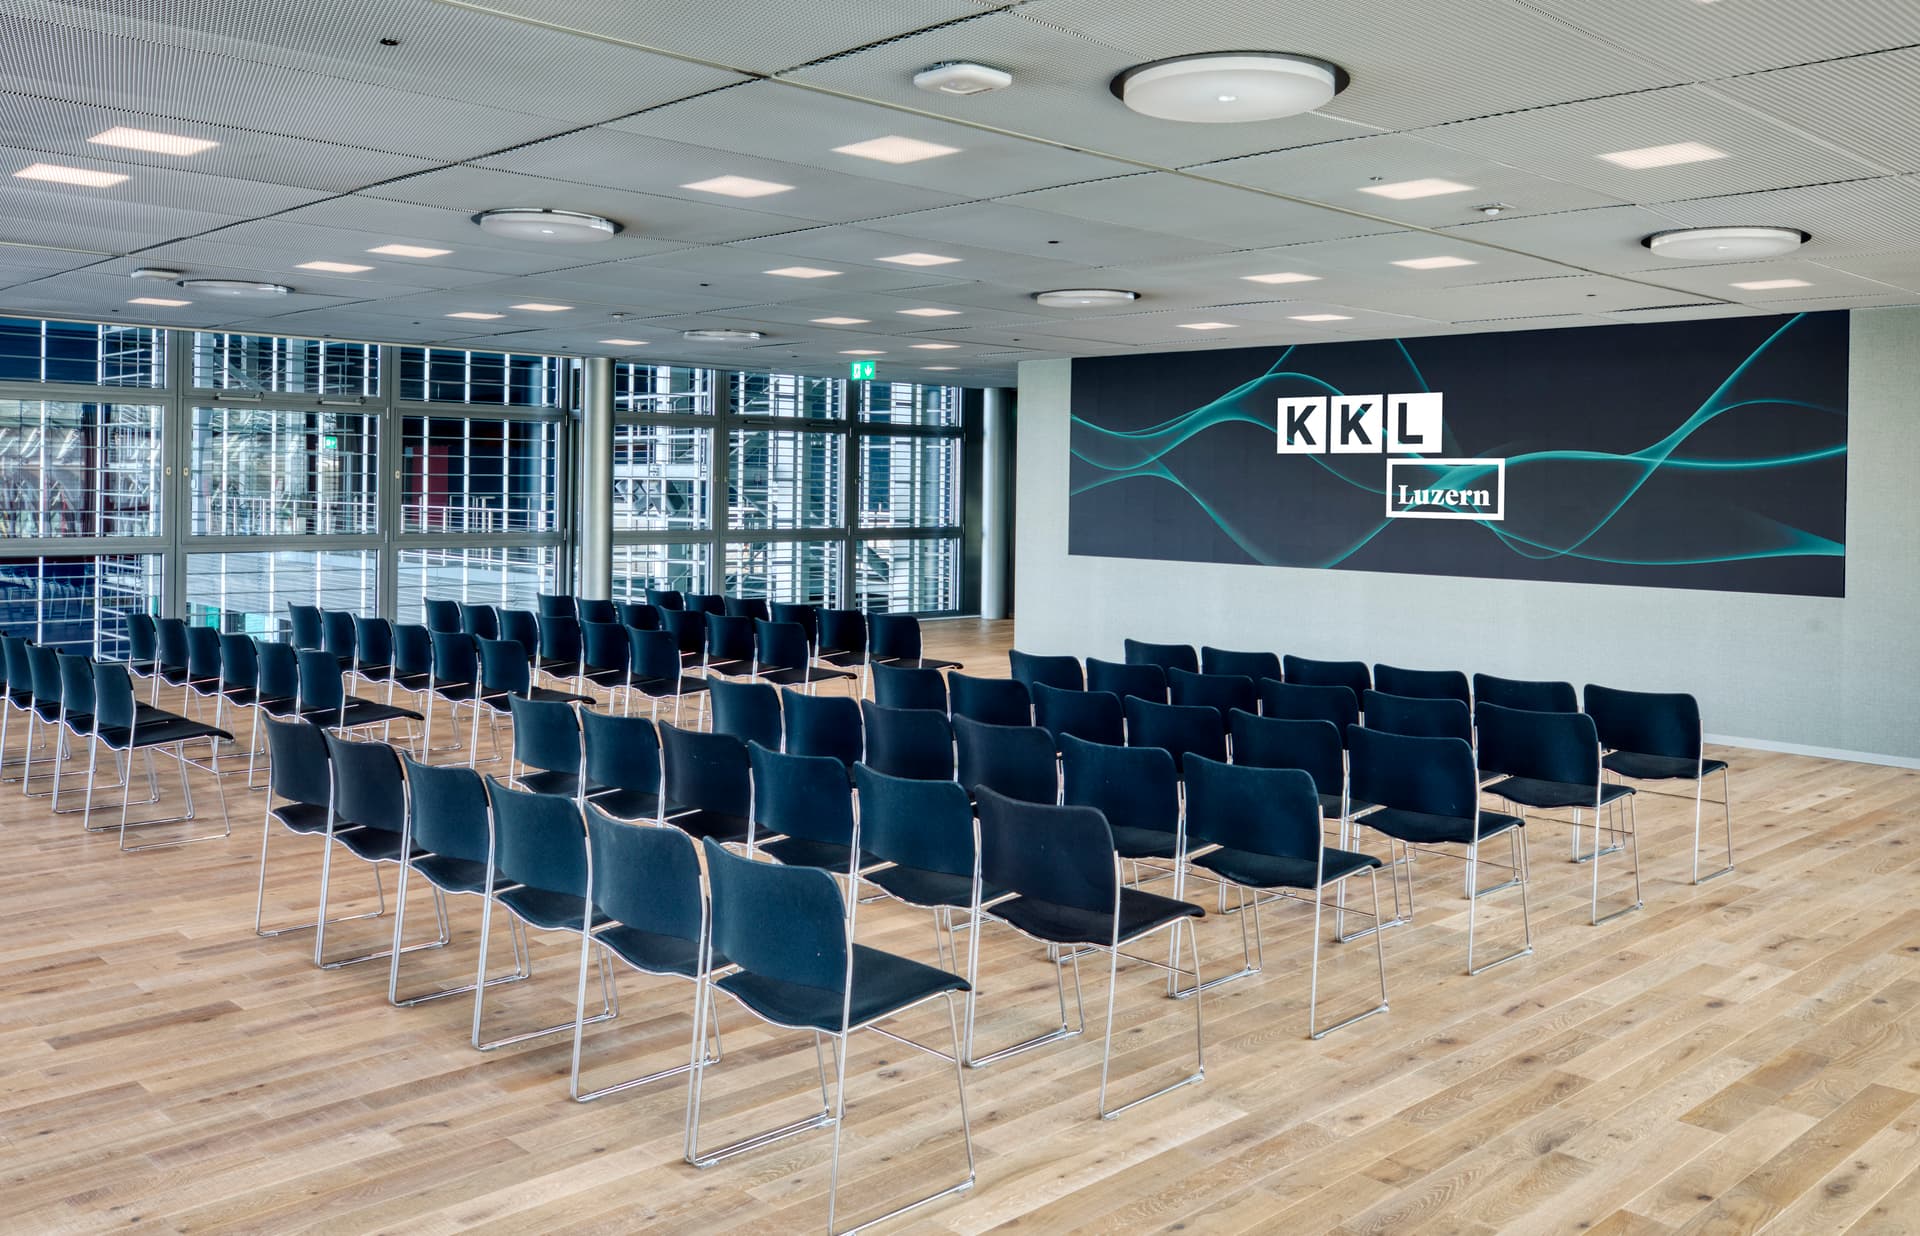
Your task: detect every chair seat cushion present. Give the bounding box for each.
[525,685,594,706]
[1488,776,1634,810]
[99,715,233,749]
[433,681,482,703]
[1603,751,1727,781]
[1361,806,1523,846]
[497,886,606,933]
[1109,824,1179,860]
[536,659,581,679]
[863,864,1000,910]
[1324,792,1377,818]
[664,809,750,845]
[410,853,506,895]
[594,924,710,979]
[879,657,961,672]
[272,802,333,835]
[33,701,63,723]
[634,675,708,699]
[817,650,868,668]
[758,665,855,688]
[759,836,877,874]
[990,886,1202,947]
[579,667,628,688]
[517,769,579,797]
[391,672,433,692]
[704,658,754,678]
[715,943,967,1033]
[583,785,661,820]
[337,700,423,728]
[1193,844,1380,891]
[333,827,413,863]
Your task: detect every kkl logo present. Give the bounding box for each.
[1276,392,1505,522]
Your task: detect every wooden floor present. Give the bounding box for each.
[4,617,1919,1235]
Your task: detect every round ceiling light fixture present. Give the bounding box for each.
[1033,288,1141,308]
[681,328,765,342]
[1111,52,1348,123]
[1644,226,1808,261]
[177,279,291,297]
[473,208,620,243]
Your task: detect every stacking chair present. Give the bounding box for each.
[753,620,854,691]
[646,587,684,611]
[21,642,70,797]
[965,789,1205,1118]
[816,609,872,684]
[1060,735,1182,885]
[781,689,861,777]
[320,609,358,670]
[537,592,576,621]
[507,693,584,796]
[497,609,541,666]
[571,804,719,1101]
[0,634,36,781]
[628,627,710,726]
[458,602,500,639]
[576,621,631,703]
[297,647,423,744]
[287,603,324,651]
[709,676,782,751]
[215,632,266,751]
[153,617,196,711]
[870,612,960,672]
[472,780,614,1051]
[350,615,396,697]
[256,716,379,939]
[1348,726,1531,975]
[617,601,660,631]
[1008,649,1082,693]
[576,598,617,625]
[687,838,975,1233]
[470,638,591,765]
[1374,663,1471,707]
[703,614,757,678]
[874,662,948,712]
[578,708,664,821]
[663,607,708,670]
[724,596,770,622]
[1473,672,1576,714]
[387,623,435,712]
[1228,711,1357,820]
[1125,696,1227,772]
[855,764,997,968]
[1168,667,1256,721]
[423,598,461,635]
[1584,683,1732,884]
[1033,683,1125,750]
[953,715,1057,804]
[769,602,818,652]
[1200,646,1280,682]
[860,700,954,781]
[1362,690,1473,743]
[424,632,484,756]
[948,672,1031,727]
[1177,755,1388,1037]
[84,661,233,851]
[182,625,229,729]
[247,640,311,787]
[51,652,104,813]
[1260,679,1361,736]
[125,613,161,699]
[1086,657,1167,705]
[689,593,727,616]
[316,733,450,970]
[656,723,751,843]
[1479,702,1640,925]
[746,742,870,872]
[1123,638,1198,676]
[1283,655,1372,705]
[534,612,583,685]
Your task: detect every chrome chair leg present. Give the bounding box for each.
[1099,918,1204,1119]
[1309,868,1390,1039]
[1466,827,1533,976]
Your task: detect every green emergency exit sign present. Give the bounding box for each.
[848,359,877,381]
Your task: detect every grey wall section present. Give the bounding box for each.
[1014,307,1920,766]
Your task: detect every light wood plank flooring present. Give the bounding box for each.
[2,618,1917,1234]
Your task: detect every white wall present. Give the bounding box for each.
[1014,308,1920,766]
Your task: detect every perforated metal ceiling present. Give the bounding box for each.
[0,0,1916,385]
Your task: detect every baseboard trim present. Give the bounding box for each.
[1706,733,1920,770]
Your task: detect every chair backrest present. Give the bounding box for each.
[218,632,257,689]
[186,625,222,680]
[873,662,948,712]
[1060,734,1179,839]
[781,688,862,772]
[430,631,479,685]
[1032,683,1125,748]
[1258,679,1360,736]
[585,803,704,943]
[458,602,500,639]
[725,596,770,622]
[287,604,323,650]
[485,778,588,898]
[1168,667,1256,720]
[954,715,1058,804]
[948,672,1031,727]
[255,639,300,701]
[580,622,630,675]
[576,598,617,625]
[1,635,30,697]
[508,693,582,777]
[423,598,461,634]
[1583,683,1703,761]
[1183,754,1322,862]
[1227,710,1343,800]
[1348,726,1479,819]
[659,723,750,817]
[702,837,848,1000]
[90,661,140,734]
[58,651,94,719]
[689,593,727,616]
[1477,701,1601,788]
[663,607,706,656]
[748,741,855,848]
[321,610,356,661]
[536,593,575,620]
[1085,657,1167,705]
[1123,638,1199,676]
[628,628,685,691]
[1473,672,1577,714]
[353,615,393,668]
[710,675,782,751]
[155,617,190,670]
[538,613,581,663]
[323,731,407,834]
[262,715,331,808]
[646,588,684,611]
[868,613,925,662]
[976,788,1117,915]
[769,602,818,645]
[854,763,976,878]
[859,699,954,781]
[295,647,344,714]
[754,620,812,673]
[1008,649,1082,693]
[477,638,532,696]
[127,612,158,663]
[1361,690,1472,743]
[817,609,866,657]
[497,608,539,654]
[579,708,660,795]
[1124,696,1227,769]
[1374,662,1471,706]
[402,754,491,863]
[392,624,432,677]
[617,601,660,631]
[28,643,62,707]
[705,614,757,668]
[1283,655,1371,701]
[1200,646,1281,682]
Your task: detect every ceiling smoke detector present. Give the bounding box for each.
[1475,203,1511,217]
[473,208,620,243]
[1644,226,1809,260]
[913,62,1013,96]
[1033,288,1140,308]
[177,279,291,297]
[1112,52,1348,123]
[681,328,765,342]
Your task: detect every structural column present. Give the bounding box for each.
[578,356,615,599]
[980,387,1014,620]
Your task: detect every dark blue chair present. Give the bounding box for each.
[1033,684,1125,750]
[425,631,484,757]
[215,632,264,748]
[688,593,727,616]
[1168,667,1256,721]
[350,615,395,695]
[576,621,630,700]
[182,624,228,725]
[0,634,33,783]
[646,587,685,612]
[247,639,318,787]
[709,676,782,752]
[1348,725,1530,975]
[257,715,371,939]
[870,613,960,672]
[424,598,461,635]
[534,612,583,684]
[948,673,1030,727]
[873,662,948,713]
[1060,734,1181,872]
[628,627,710,726]
[1473,672,1577,715]
[51,651,101,813]
[1124,696,1226,773]
[388,623,435,711]
[854,764,998,967]
[1123,638,1197,676]
[1361,690,1472,744]
[288,603,324,651]
[1283,655,1371,705]
[537,593,575,621]
[859,700,953,781]
[84,660,232,851]
[320,609,357,669]
[21,642,69,798]
[816,609,871,680]
[725,596,770,622]
[497,609,540,664]
[687,837,974,1232]
[663,607,708,670]
[470,638,591,767]
[297,647,422,742]
[1228,710,1358,819]
[656,723,750,843]
[1200,646,1280,682]
[579,707,663,821]
[1086,657,1166,706]
[964,789,1205,1118]
[153,617,198,709]
[617,601,660,631]
[1260,678,1361,737]
[458,602,500,640]
[1008,649,1082,693]
[747,741,869,873]
[1179,754,1387,1037]
[703,613,756,677]
[508,693,582,796]
[1375,663,1471,707]
[754,619,853,690]
[316,732,447,971]
[769,602,818,651]
[781,688,862,778]
[953,715,1057,805]
[1585,682,1731,885]
[576,598,617,625]
[125,613,160,694]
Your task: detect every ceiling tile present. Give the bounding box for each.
[1002,172,1396,247]
[1524,0,1920,78]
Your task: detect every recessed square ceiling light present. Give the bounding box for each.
[832,136,961,164]
[511,302,571,311]
[911,342,960,350]
[766,266,842,279]
[1291,313,1352,321]
[1178,322,1238,330]
[840,349,885,356]
[296,260,373,273]
[15,162,127,188]
[1359,177,1476,200]
[1597,141,1729,169]
[1393,255,1478,270]
[447,311,504,320]
[680,174,794,198]
[129,296,189,307]
[810,316,869,325]
[1731,278,1811,290]
[899,307,961,317]
[600,338,648,346]
[89,126,218,156]
[877,252,961,267]
[368,243,451,258]
[1243,271,1321,285]
[923,365,959,371]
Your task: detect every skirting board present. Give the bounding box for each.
[1707,733,1920,771]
